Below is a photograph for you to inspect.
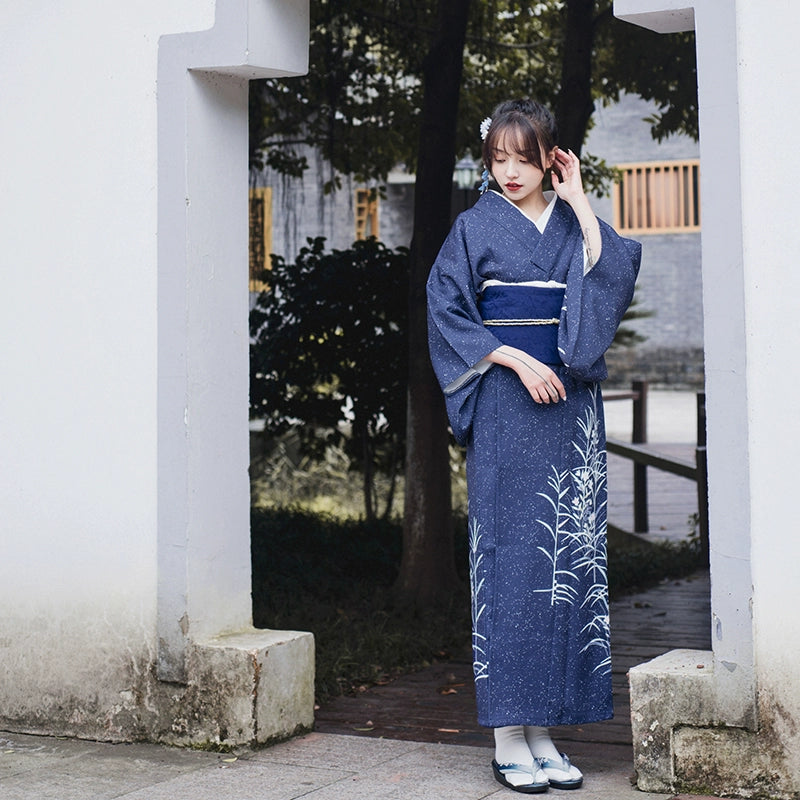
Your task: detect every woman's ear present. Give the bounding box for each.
[546,147,557,169]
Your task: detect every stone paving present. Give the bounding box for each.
[0,724,718,800]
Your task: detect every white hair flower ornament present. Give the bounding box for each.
[479,117,492,141]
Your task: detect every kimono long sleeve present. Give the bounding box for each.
[427,216,503,445]
[558,219,642,382]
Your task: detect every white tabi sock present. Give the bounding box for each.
[524,725,583,783]
[494,725,534,767]
[522,725,561,761]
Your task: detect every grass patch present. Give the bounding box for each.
[251,508,705,704]
[251,508,469,702]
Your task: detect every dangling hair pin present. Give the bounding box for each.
[479,168,490,194]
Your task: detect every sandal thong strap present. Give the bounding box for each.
[492,760,549,794]
[538,754,572,772]
[538,753,583,790]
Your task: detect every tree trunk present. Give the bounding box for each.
[381,433,400,521]
[358,414,376,521]
[394,0,472,608]
[555,0,597,155]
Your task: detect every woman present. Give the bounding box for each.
[427,98,641,792]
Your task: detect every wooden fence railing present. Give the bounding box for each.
[604,381,709,562]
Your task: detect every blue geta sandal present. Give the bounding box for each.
[537,754,583,790]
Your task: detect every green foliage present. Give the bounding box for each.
[607,527,705,597]
[251,507,705,701]
[251,508,403,606]
[249,0,427,188]
[597,13,698,142]
[250,0,698,195]
[249,237,409,519]
[251,437,405,518]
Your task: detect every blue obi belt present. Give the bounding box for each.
[478,284,565,366]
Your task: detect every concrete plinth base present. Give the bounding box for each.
[630,649,717,792]
[672,725,789,799]
[0,627,314,749]
[164,629,316,747]
[630,649,797,799]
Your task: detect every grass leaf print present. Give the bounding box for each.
[469,518,489,681]
[533,384,612,675]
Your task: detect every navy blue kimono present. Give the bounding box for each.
[427,191,641,728]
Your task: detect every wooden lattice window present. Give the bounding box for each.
[249,186,273,292]
[355,188,379,240]
[613,160,700,234]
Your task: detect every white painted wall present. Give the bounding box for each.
[736,0,800,780]
[617,0,800,791]
[1,0,206,731]
[692,0,757,726]
[0,0,310,741]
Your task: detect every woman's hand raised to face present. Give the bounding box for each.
[550,147,586,205]
[550,147,602,267]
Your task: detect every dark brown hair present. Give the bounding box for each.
[481,99,558,172]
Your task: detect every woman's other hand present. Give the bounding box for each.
[486,346,566,404]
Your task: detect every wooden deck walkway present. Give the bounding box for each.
[604,388,702,544]
[315,570,712,756]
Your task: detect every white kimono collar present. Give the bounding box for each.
[491,190,557,233]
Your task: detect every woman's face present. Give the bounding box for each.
[490,132,555,212]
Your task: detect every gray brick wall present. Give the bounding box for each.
[253,153,415,260]
[586,92,699,164]
[586,94,704,388]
